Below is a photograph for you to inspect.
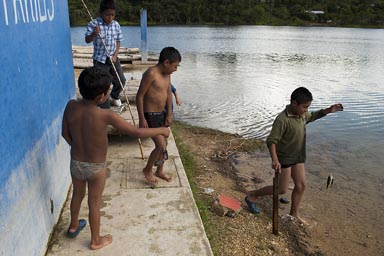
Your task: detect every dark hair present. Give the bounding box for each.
[159,47,181,64]
[100,0,116,12]
[290,87,313,104]
[78,67,113,100]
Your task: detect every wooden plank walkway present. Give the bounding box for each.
[72,45,157,69]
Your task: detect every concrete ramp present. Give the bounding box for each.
[46,133,213,256]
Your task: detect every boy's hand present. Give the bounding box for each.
[271,160,281,173]
[163,127,171,138]
[165,116,173,127]
[175,96,182,106]
[326,103,343,114]
[139,119,148,128]
[94,25,100,35]
[159,127,171,138]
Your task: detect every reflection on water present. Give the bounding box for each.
[71,26,384,254]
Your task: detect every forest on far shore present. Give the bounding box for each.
[69,0,384,27]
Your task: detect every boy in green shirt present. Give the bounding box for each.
[245,87,343,225]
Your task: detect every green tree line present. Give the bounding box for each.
[69,0,384,27]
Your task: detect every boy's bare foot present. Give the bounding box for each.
[155,171,172,182]
[143,168,158,185]
[89,234,112,250]
[294,215,309,226]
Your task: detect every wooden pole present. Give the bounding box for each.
[272,170,279,235]
[140,8,148,64]
[81,0,144,159]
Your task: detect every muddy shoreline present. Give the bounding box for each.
[171,121,318,255]
[171,120,383,256]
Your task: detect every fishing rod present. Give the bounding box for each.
[81,0,144,159]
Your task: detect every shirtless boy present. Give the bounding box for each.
[62,67,170,250]
[136,47,181,185]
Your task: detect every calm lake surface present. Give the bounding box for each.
[71,26,384,254]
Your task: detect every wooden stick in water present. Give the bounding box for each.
[272,170,279,235]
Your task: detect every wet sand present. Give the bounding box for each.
[303,148,384,255]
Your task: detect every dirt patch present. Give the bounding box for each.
[171,121,322,256]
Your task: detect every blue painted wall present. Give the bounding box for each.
[0,1,75,255]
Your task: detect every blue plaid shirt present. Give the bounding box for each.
[85,17,124,64]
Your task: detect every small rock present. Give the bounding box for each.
[232,158,239,165]
[203,187,215,195]
[252,176,264,183]
[211,200,228,217]
[269,245,279,252]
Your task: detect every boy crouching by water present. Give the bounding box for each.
[136,47,181,185]
[62,67,170,250]
[245,87,343,225]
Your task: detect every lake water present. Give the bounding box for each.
[71,26,384,255]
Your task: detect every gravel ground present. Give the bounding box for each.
[171,121,319,256]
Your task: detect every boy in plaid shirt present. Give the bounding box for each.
[85,0,126,108]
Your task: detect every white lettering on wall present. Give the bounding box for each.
[25,0,37,22]
[47,0,53,21]
[2,0,55,25]
[3,0,9,25]
[37,0,46,22]
[23,0,29,22]
[14,0,26,24]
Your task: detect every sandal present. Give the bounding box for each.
[245,197,260,214]
[67,219,87,238]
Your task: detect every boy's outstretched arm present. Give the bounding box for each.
[324,103,343,114]
[108,111,170,138]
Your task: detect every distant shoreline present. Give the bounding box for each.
[70,23,384,29]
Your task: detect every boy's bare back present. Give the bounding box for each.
[138,66,171,113]
[62,100,111,163]
[63,98,170,163]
